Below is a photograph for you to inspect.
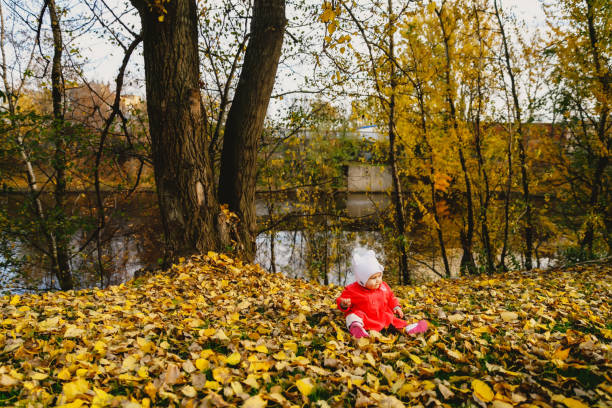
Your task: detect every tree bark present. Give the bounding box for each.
[131,0,223,260]
[48,0,73,290]
[218,0,286,262]
[386,0,411,285]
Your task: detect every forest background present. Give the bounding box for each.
[0,0,610,293]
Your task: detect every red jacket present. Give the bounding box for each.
[336,281,408,331]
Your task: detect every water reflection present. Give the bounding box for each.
[0,192,559,294]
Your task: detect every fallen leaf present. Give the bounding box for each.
[242,395,267,408]
[500,311,518,322]
[472,379,494,402]
[296,377,315,397]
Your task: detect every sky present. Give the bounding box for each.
[81,0,548,97]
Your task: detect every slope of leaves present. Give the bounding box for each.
[0,254,610,407]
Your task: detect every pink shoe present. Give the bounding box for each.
[349,323,369,338]
[405,320,428,335]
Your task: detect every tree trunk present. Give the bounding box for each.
[472,6,494,274]
[435,5,477,275]
[48,0,73,290]
[494,0,534,270]
[387,0,411,285]
[131,0,224,260]
[580,0,610,257]
[415,86,451,278]
[218,0,286,262]
[499,123,513,271]
[0,0,66,288]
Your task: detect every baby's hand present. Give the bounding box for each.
[393,306,404,318]
[339,298,351,309]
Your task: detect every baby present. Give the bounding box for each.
[336,249,428,338]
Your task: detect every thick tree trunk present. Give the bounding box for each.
[131,0,223,260]
[48,0,73,290]
[218,0,286,262]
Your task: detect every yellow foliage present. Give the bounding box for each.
[0,255,608,407]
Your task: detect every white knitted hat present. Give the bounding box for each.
[351,248,383,286]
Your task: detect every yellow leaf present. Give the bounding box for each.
[447,349,464,361]
[255,345,268,354]
[448,313,465,323]
[9,295,20,305]
[330,321,345,342]
[553,347,570,360]
[144,382,157,400]
[243,395,267,408]
[365,352,376,366]
[296,377,315,397]
[319,8,335,23]
[63,378,90,402]
[408,353,422,364]
[599,383,612,394]
[205,380,221,390]
[472,379,494,402]
[500,311,518,322]
[562,398,589,408]
[57,368,72,381]
[283,342,298,353]
[213,367,232,384]
[31,372,49,381]
[56,399,86,408]
[157,15,164,22]
[244,374,259,389]
[195,359,210,371]
[92,387,113,408]
[121,355,139,371]
[272,351,288,360]
[213,329,229,341]
[292,356,310,366]
[118,373,143,382]
[64,325,85,338]
[75,369,88,378]
[226,352,241,366]
[203,328,216,337]
[231,381,244,395]
[327,22,336,35]
[94,340,107,355]
[137,337,155,353]
[137,366,149,378]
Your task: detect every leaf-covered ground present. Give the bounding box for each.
[1,254,611,408]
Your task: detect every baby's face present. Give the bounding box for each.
[365,272,383,290]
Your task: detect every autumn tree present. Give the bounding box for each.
[545,0,611,258]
